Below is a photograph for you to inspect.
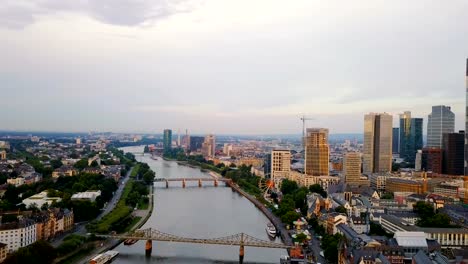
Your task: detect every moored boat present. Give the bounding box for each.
[266,223,277,238]
[89,250,119,264]
[123,239,138,245]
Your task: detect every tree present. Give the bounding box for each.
[143,170,155,185]
[281,179,298,195]
[380,193,394,199]
[335,206,347,214]
[4,240,56,264]
[50,159,63,169]
[309,184,327,198]
[74,158,88,170]
[294,233,308,244]
[281,211,301,225]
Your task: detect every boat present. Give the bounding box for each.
[266,223,277,238]
[123,239,138,245]
[89,250,119,264]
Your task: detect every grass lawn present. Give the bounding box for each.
[123,216,142,233]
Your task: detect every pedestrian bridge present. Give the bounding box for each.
[153,178,232,188]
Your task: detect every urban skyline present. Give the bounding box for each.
[1,1,468,134]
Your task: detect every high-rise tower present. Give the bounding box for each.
[427,105,455,148]
[465,59,468,175]
[399,111,423,163]
[163,129,172,151]
[304,128,329,176]
[363,113,393,173]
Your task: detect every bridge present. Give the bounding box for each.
[97,228,291,263]
[154,178,232,188]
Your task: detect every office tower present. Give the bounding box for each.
[304,128,329,176]
[392,128,399,154]
[344,152,362,185]
[201,134,216,158]
[421,147,443,174]
[399,111,423,163]
[76,138,81,145]
[163,129,172,151]
[443,131,465,175]
[177,129,181,147]
[363,113,393,173]
[271,150,291,186]
[189,136,204,152]
[427,105,455,148]
[415,150,422,171]
[0,150,6,160]
[264,153,271,178]
[465,59,468,175]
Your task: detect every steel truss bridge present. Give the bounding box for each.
[97,228,291,263]
[153,178,232,188]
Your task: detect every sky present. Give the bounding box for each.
[1,0,467,135]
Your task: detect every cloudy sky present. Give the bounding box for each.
[1,0,467,134]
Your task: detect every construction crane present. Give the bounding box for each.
[300,115,314,152]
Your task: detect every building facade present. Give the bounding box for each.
[163,129,172,151]
[344,152,362,185]
[363,113,393,173]
[189,136,204,152]
[271,150,291,187]
[427,105,455,148]
[0,219,37,253]
[465,58,468,176]
[304,128,329,176]
[443,131,465,175]
[399,111,423,163]
[392,128,399,154]
[201,134,216,158]
[421,148,443,174]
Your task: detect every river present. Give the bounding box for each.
[113,146,287,264]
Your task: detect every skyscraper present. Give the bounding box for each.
[163,129,172,151]
[399,111,423,163]
[392,128,399,154]
[465,59,468,176]
[271,150,291,186]
[344,152,362,186]
[443,131,465,175]
[304,128,329,176]
[421,147,443,174]
[427,105,455,148]
[363,113,393,173]
[201,134,216,158]
[189,136,204,152]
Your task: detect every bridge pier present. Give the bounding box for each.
[165,180,169,188]
[239,245,244,264]
[214,179,218,187]
[182,179,186,188]
[145,240,152,257]
[198,179,202,187]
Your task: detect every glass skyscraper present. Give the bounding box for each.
[399,111,423,163]
[363,113,393,173]
[392,128,399,154]
[427,105,454,148]
[163,129,172,151]
[465,59,468,175]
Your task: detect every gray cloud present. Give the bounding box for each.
[0,0,199,29]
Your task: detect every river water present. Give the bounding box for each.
[114,146,286,264]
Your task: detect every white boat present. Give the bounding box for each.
[89,250,119,264]
[266,223,277,238]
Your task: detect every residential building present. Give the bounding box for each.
[52,166,78,178]
[189,136,204,152]
[304,128,329,176]
[0,219,36,253]
[201,134,216,158]
[7,177,24,187]
[442,131,464,175]
[0,243,7,263]
[344,152,365,186]
[392,127,399,154]
[427,105,455,148]
[421,148,443,174]
[399,111,423,163]
[163,129,172,151]
[363,113,393,173]
[369,174,388,194]
[271,150,291,187]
